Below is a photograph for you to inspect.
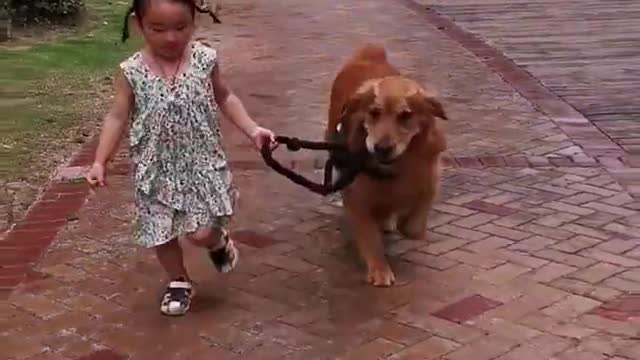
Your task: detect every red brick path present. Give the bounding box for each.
[411,0,640,156]
[2,0,640,359]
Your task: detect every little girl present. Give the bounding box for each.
[86,0,275,316]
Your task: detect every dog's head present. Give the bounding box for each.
[340,76,447,164]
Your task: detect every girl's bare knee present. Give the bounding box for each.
[188,227,223,247]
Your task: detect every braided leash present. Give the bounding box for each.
[260,136,369,196]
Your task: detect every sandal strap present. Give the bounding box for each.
[168,280,192,290]
[164,281,192,300]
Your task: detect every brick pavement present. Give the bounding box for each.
[413,0,640,155]
[2,0,640,359]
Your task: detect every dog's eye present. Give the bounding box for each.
[397,110,412,124]
[369,108,381,119]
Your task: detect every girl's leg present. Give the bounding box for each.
[137,194,194,316]
[155,237,189,280]
[188,227,224,248]
[187,227,238,273]
[155,238,194,316]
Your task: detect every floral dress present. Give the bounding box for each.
[120,41,238,248]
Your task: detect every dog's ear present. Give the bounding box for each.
[407,90,448,154]
[339,86,376,151]
[407,90,448,122]
[339,85,376,122]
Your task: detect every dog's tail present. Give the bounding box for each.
[352,44,387,63]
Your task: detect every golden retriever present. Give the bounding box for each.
[326,44,448,287]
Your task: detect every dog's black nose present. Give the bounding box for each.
[374,144,393,159]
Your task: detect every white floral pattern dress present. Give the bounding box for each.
[120,41,238,248]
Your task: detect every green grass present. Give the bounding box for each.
[0,0,140,182]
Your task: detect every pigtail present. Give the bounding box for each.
[121,6,135,43]
[195,1,222,24]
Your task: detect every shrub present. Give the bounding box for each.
[0,0,9,20]
[9,0,86,25]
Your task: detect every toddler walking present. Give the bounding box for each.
[86,0,275,316]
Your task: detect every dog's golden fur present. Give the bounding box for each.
[326,44,448,287]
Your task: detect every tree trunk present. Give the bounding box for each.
[0,18,10,42]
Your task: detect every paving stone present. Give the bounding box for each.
[464,201,518,216]
[445,335,518,360]
[434,204,477,217]
[432,224,490,242]
[569,184,619,197]
[494,334,573,360]
[584,202,637,217]
[561,223,612,240]
[560,193,602,205]
[543,201,596,216]
[520,224,574,240]
[533,249,597,268]
[464,236,514,253]
[595,238,638,254]
[3,335,49,360]
[388,336,460,359]
[76,349,128,360]
[372,320,431,347]
[588,286,623,303]
[443,249,507,269]
[508,235,557,253]
[476,263,531,285]
[580,249,640,268]
[470,316,542,341]
[421,237,469,255]
[551,236,602,254]
[493,249,549,269]
[617,344,640,360]
[528,262,579,283]
[393,310,484,344]
[432,294,503,324]
[403,251,459,270]
[492,212,538,228]
[535,212,580,227]
[578,315,639,337]
[476,224,532,241]
[603,277,640,293]
[453,213,500,229]
[541,295,602,319]
[337,338,404,360]
[578,333,638,356]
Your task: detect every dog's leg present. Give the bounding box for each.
[398,206,429,240]
[398,193,436,240]
[345,205,395,287]
[399,167,440,240]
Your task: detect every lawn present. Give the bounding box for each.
[0,0,138,184]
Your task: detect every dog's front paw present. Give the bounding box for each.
[366,263,395,287]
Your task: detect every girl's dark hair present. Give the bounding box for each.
[121,0,221,43]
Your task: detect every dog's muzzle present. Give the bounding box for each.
[373,144,396,164]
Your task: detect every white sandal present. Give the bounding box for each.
[160,278,194,316]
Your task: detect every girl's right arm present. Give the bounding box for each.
[86,71,133,187]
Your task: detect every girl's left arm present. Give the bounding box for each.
[212,60,274,148]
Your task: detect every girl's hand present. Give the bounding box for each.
[86,162,107,187]
[250,126,276,150]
